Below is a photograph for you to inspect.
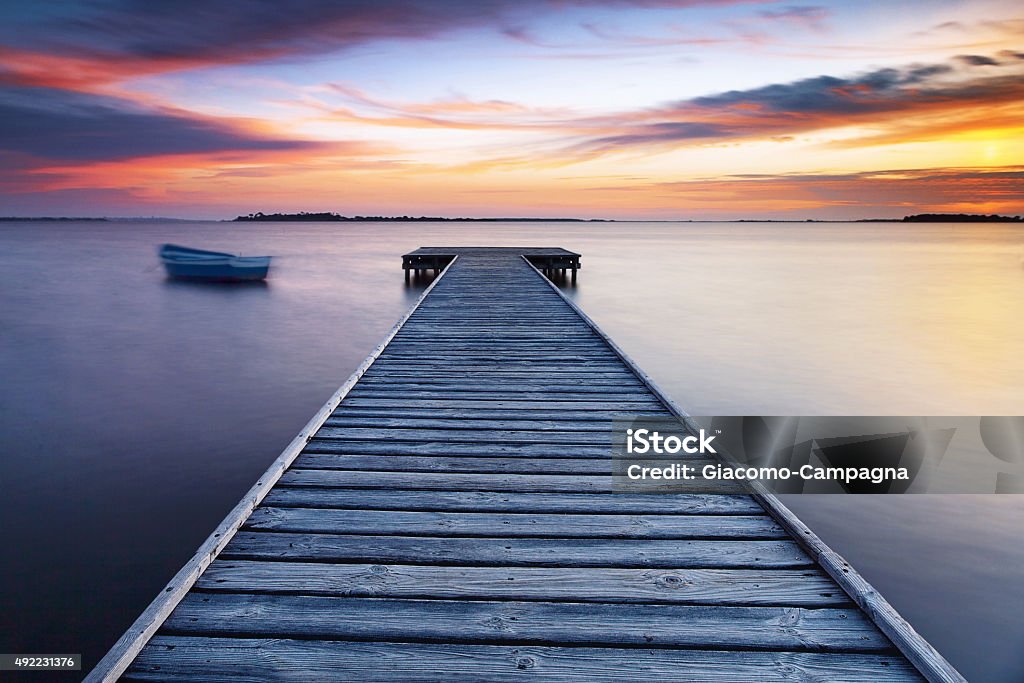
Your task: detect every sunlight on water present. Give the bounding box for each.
[1,220,1022,681]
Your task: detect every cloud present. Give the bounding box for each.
[647,166,1024,217]
[0,86,328,163]
[757,5,829,29]
[573,54,1024,152]
[583,121,729,146]
[0,0,760,84]
[956,54,1001,66]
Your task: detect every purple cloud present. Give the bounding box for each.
[0,0,762,68]
[0,86,321,162]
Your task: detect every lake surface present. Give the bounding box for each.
[1,220,1022,681]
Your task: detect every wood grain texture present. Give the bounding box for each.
[295,453,617,473]
[293,453,678,474]
[242,507,785,539]
[160,593,892,652]
[262,487,765,514]
[222,532,815,568]
[196,561,849,606]
[279,468,745,493]
[126,637,925,682]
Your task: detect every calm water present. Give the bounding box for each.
[1,220,1022,681]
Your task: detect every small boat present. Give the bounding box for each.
[159,244,271,282]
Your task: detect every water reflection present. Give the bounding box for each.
[545,269,578,289]
[162,278,270,290]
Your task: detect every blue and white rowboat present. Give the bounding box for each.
[159,244,271,281]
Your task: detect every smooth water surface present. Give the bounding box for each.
[1,220,1022,681]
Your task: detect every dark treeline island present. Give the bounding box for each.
[233,211,608,222]
[898,213,1022,223]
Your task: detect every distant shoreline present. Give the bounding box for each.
[232,212,609,223]
[0,216,109,222]
[3,213,1021,223]
[234,211,1022,223]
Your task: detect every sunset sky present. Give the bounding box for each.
[1,0,1022,219]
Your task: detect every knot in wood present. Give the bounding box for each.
[515,656,536,670]
[657,573,686,589]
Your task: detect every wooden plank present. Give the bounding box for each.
[344,390,663,402]
[262,487,766,514]
[126,637,925,682]
[382,342,613,350]
[280,469,744,493]
[328,407,669,421]
[358,372,641,381]
[242,507,785,539]
[374,355,622,362]
[355,376,644,387]
[160,593,892,652]
[295,454,624,474]
[367,359,627,367]
[380,334,613,339]
[323,418,629,432]
[336,398,665,411]
[294,453,691,473]
[313,426,623,444]
[196,561,848,606]
[302,441,624,458]
[222,532,814,568]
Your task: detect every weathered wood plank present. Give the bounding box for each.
[360,368,641,377]
[302,441,624,458]
[222,532,814,568]
[301,439,619,457]
[262,488,765,514]
[387,344,607,351]
[356,376,644,388]
[313,426,622,445]
[294,453,691,472]
[126,637,925,682]
[295,454,623,474]
[337,397,666,411]
[324,415,648,430]
[196,561,848,606]
[280,469,744,493]
[243,507,785,539]
[160,593,892,652]
[373,358,625,365]
[329,407,669,422]
[367,361,630,370]
[344,390,655,401]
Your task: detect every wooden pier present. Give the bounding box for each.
[89,248,962,682]
[403,246,581,283]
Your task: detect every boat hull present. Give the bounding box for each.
[162,258,270,281]
[159,244,271,282]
